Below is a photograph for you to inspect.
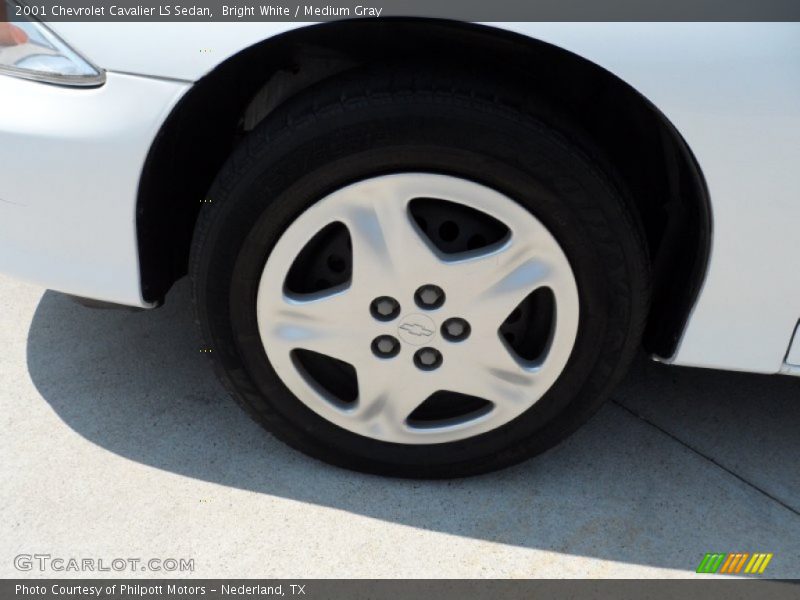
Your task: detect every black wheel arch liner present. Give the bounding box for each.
[135,19,711,359]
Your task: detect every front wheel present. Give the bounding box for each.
[190,67,650,477]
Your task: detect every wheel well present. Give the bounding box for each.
[137,19,710,358]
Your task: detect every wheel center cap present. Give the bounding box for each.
[397,313,437,346]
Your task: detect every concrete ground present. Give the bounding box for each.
[1,274,799,579]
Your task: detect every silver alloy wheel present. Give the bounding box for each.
[256,173,580,444]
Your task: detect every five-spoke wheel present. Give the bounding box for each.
[190,66,649,476]
[257,174,580,444]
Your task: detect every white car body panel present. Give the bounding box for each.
[0,72,189,306]
[3,22,800,374]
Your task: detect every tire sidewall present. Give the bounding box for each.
[193,79,646,476]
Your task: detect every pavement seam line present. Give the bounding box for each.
[610,399,800,518]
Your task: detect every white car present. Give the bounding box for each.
[1,13,799,476]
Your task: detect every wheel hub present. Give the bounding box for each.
[397,313,437,346]
[256,173,580,444]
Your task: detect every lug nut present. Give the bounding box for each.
[414,284,445,310]
[413,347,443,371]
[372,335,401,359]
[441,317,471,342]
[370,296,401,321]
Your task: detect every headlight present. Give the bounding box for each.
[0,0,104,86]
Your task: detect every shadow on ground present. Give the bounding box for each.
[25,279,800,574]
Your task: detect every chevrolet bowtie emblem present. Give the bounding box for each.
[399,323,434,337]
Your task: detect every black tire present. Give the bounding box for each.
[189,66,650,478]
